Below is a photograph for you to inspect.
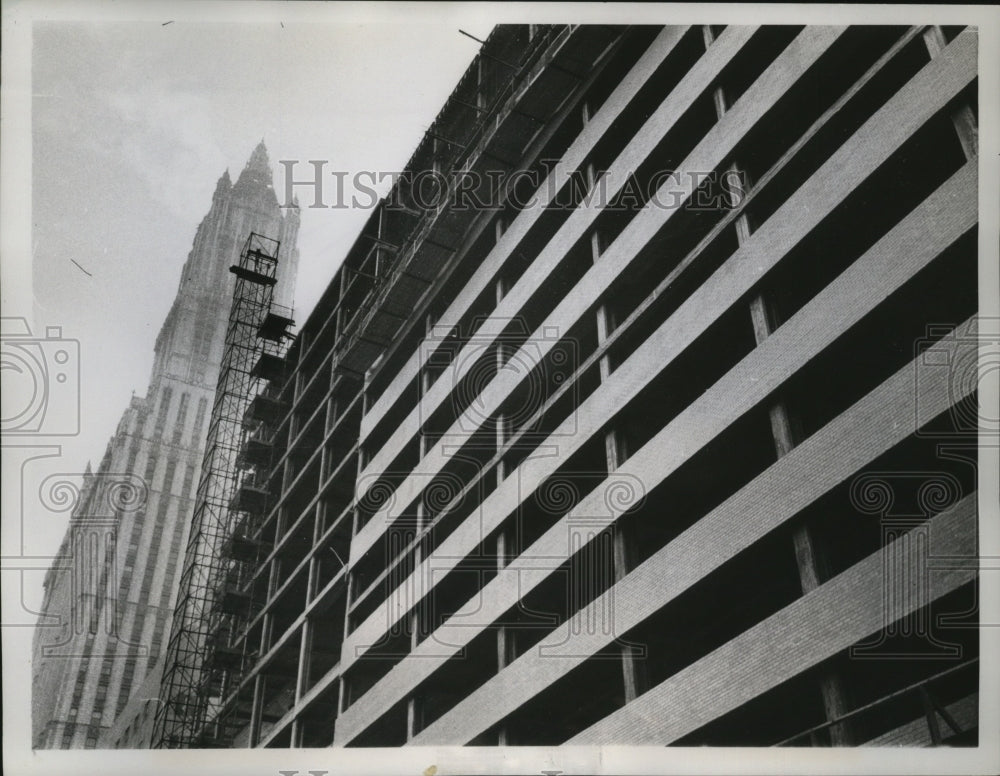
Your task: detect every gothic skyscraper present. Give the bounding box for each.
[31,142,300,749]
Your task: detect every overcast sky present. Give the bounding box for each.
[22,12,494,612]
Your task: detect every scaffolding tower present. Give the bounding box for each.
[153,233,293,748]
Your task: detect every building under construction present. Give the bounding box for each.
[154,23,981,748]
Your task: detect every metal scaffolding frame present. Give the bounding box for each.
[153,233,293,748]
[331,24,587,380]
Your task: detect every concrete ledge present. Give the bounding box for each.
[335,149,977,742]
[410,315,977,744]
[567,493,977,744]
[342,27,978,672]
[352,25,845,563]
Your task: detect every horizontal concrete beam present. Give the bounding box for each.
[567,493,978,744]
[341,28,977,676]
[359,25,695,441]
[352,26,847,563]
[335,147,977,743]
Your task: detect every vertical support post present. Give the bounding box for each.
[923,26,978,161]
[702,26,851,743]
[494,526,512,746]
[920,686,943,745]
[297,620,313,704]
[492,221,517,744]
[405,507,424,742]
[405,324,436,742]
[582,99,643,704]
[339,444,367,717]
[249,674,264,747]
[336,662,349,717]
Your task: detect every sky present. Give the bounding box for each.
[19,11,494,614]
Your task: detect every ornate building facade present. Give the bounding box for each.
[31,142,299,748]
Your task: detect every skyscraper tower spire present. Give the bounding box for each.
[236,139,272,189]
[32,142,300,750]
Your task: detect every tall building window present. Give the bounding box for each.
[181,462,197,500]
[153,387,173,435]
[197,308,214,359]
[171,393,190,444]
[192,397,209,443]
